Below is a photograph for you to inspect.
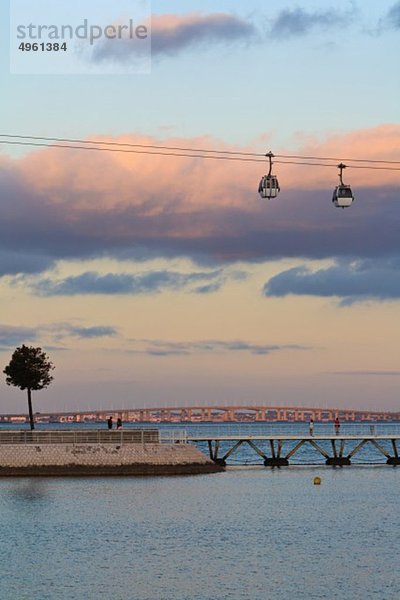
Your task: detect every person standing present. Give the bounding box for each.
[334,417,340,436]
[117,417,122,429]
[107,416,113,430]
[309,418,314,436]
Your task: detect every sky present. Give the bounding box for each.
[0,0,399,414]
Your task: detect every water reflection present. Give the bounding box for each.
[5,479,50,509]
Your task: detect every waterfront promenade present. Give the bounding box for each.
[2,423,400,471]
[0,429,221,476]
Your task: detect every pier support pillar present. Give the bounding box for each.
[326,457,351,466]
[264,457,289,467]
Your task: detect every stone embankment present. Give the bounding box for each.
[0,430,223,476]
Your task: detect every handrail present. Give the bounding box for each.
[0,429,187,445]
[184,423,400,438]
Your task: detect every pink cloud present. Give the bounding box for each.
[0,125,399,265]
[14,125,399,209]
[281,124,400,188]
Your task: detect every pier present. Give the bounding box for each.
[0,429,222,477]
[188,432,400,466]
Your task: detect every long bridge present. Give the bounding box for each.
[1,405,399,424]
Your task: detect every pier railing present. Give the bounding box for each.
[0,429,187,445]
[185,423,400,438]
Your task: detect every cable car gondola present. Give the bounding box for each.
[258,151,280,199]
[332,163,354,208]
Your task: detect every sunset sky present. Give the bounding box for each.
[1,0,399,413]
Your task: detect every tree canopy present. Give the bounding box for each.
[3,345,55,429]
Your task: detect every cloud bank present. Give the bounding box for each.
[264,258,400,304]
[269,6,353,38]
[384,1,400,29]
[127,338,309,357]
[1,126,399,273]
[0,322,117,352]
[68,326,117,339]
[92,12,256,63]
[29,269,244,296]
[0,325,38,348]
[90,5,365,64]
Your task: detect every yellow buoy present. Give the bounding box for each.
[313,476,321,485]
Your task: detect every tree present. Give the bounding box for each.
[3,345,55,430]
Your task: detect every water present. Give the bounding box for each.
[1,468,400,599]
[1,422,400,598]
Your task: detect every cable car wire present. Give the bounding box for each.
[274,159,400,171]
[0,140,268,163]
[1,134,400,171]
[1,133,400,165]
[0,133,264,158]
[275,153,400,166]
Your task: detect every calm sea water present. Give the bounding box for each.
[1,423,400,599]
[1,469,400,599]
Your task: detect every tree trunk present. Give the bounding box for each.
[27,388,35,430]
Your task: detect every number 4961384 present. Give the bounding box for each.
[18,42,67,51]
